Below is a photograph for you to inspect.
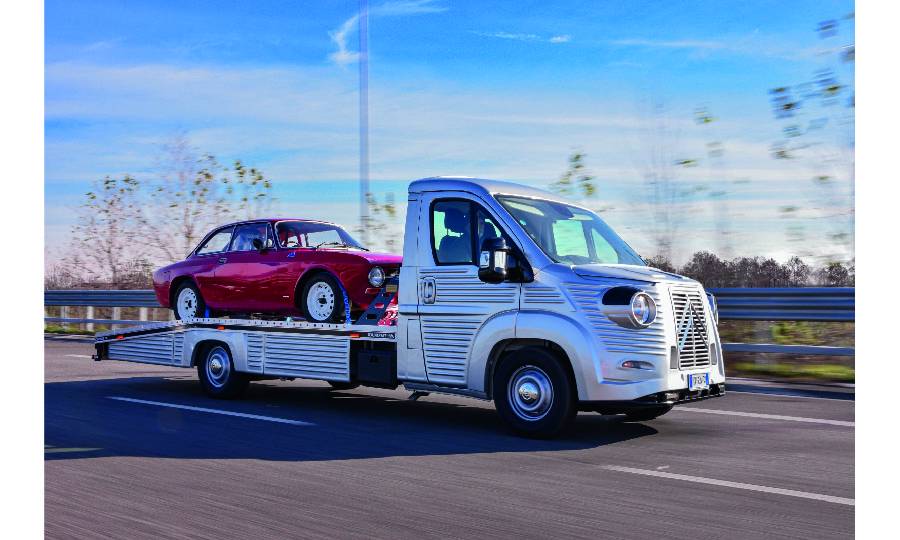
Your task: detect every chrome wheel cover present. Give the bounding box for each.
[507,365,554,421]
[176,287,198,319]
[306,281,336,321]
[205,346,231,388]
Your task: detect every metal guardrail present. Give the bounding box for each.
[44,287,855,356]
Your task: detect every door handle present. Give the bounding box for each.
[421,277,436,304]
[218,257,228,264]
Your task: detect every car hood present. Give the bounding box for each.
[339,251,402,266]
[571,264,691,284]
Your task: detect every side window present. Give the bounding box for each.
[432,200,474,264]
[476,209,503,249]
[196,227,233,255]
[230,223,270,252]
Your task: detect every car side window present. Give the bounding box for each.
[432,200,474,264]
[230,223,271,252]
[196,227,233,255]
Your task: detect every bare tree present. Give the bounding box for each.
[551,151,597,198]
[139,135,274,263]
[358,191,400,253]
[69,175,145,284]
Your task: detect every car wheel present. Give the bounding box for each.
[301,273,346,323]
[174,282,206,320]
[493,346,576,438]
[623,405,673,422]
[197,344,249,399]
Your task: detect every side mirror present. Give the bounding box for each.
[478,237,509,284]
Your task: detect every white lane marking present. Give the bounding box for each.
[108,397,315,426]
[65,354,93,359]
[601,465,854,506]
[673,406,853,427]
[729,390,854,402]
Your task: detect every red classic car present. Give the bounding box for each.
[152,219,402,323]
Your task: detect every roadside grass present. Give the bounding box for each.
[729,361,855,383]
[44,325,96,336]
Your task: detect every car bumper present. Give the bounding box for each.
[580,383,726,414]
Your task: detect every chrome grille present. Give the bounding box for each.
[671,286,711,369]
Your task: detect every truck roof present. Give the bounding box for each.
[409,176,566,202]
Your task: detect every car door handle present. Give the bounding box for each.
[421,277,436,304]
[218,257,228,264]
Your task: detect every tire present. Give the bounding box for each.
[493,347,576,438]
[623,405,673,422]
[328,381,359,391]
[300,273,346,323]
[173,281,206,320]
[197,344,249,399]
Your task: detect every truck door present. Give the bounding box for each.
[417,193,521,386]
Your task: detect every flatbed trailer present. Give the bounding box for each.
[94,177,725,437]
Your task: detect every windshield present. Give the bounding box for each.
[496,196,645,266]
[275,221,365,250]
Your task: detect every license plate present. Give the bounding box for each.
[688,372,710,391]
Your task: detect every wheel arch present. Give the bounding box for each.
[169,275,200,308]
[293,267,343,308]
[484,338,576,401]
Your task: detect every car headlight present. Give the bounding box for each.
[368,266,386,288]
[630,292,657,327]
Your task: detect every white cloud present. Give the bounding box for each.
[328,0,447,65]
[609,36,820,61]
[475,31,571,44]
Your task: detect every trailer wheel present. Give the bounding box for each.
[493,347,576,438]
[623,405,673,422]
[300,273,345,323]
[197,345,248,399]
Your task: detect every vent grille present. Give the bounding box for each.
[671,287,711,369]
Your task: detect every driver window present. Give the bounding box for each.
[432,200,474,264]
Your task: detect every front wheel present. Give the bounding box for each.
[301,273,346,323]
[493,347,576,438]
[197,344,249,399]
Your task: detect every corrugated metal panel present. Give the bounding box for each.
[262,334,349,381]
[246,334,264,373]
[521,284,566,306]
[108,334,174,365]
[565,282,669,362]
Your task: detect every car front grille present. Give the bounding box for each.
[671,286,711,369]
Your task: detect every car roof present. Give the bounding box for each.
[215,218,339,229]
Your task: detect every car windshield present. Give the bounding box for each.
[496,195,645,266]
[275,221,365,250]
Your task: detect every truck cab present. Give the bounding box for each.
[397,177,724,435]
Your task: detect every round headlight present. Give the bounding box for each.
[630,292,657,327]
[368,266,386,288]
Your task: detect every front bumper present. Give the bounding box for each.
[580,383,725,414]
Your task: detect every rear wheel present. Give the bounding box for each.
[493,347,576,438]
[301,273,346,323]
[174,282,206,320]
[197,344,249,399]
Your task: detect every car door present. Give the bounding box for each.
[213,222,281,312]
[190,226,234,307]
[416,193,521,386]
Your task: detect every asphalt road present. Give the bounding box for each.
[45,335,854,539]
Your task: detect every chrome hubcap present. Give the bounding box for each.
[205,347,230,388]
[177,288,198,319]
[306,281,336,321]
[508,366,554,421]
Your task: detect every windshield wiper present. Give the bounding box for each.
[314,241,369,251]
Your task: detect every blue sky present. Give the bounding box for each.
[45,0,855,265]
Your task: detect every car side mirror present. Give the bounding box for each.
[478,237,509,284]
